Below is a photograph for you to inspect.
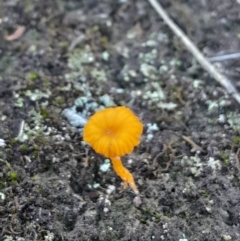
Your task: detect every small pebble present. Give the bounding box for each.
[133,196,142,207]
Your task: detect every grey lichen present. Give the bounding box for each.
[140,63,158,80]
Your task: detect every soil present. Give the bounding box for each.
[1,0,240,241]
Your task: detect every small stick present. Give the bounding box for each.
[148,0,240,105]
[182,135,205,153]
[234,148,240,172]
[208,52,240,62]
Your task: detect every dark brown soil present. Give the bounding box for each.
[1,0,240,240]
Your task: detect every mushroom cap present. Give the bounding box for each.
[83,106,143,158]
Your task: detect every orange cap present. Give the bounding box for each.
[83,106,143,158]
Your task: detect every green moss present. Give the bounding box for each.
[0,181,5,189]
[36,186,42,193]
[169,171,178,181]
[32,175,39,181]
[154,213,161,222]
[33,150,39,158]
[220,152,229,166]
[140,218,148,225]
[9,171,18,181]
[163,211,171,217]
[184,212,190,220]
[27,72,38,81]
[232,136,240,145]
[199,189,209,196]
[55,96,65,106]
[60,41,68,51]
[20,144,28,152]
[100,36,108,46]
[39,137,47,145]
[40,108,48,119]
[92,25,99,32]
[49,22,55,29]
[9,138,17,145]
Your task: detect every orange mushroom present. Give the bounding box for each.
[83,106,143,193]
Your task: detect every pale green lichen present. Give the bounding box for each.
[227,112,240,132]
[62,109,87,127]
[102,51,110,61]
[93,183,100,189]
[66,45,94,85]
[222,234,232,241]
[143,82,165,103]
[69,45,94,66]
[3,236,14,241]
[25,89,51,101]
[159,65,169,74]
[208,157,221,174]
[157,102,177,110]
[146,123,159,133]
[139,49,158,64]
[16,109,44,142]
[181,155,203,177]
[192,79,204,89]
[74,96,89,107]
[146,133,154,142]
[128,69,137,78]
[142,81,177,110]
[140,63,157,81]
[0,138,6,147]
[0,192,5,200]
[91,69,108,82]
[99,94,115,107]
[100,159,111,172]
[207,98,231,113]
[169,59,182,67]
[44,231,55,241]
[120,64,131,82]
[14,97,24,107]
[141,39,158,47]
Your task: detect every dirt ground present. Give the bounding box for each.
[1,0,240,240]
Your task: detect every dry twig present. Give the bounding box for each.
[234,148,240,172]
[5,26,25,41]
[182,135,205,153]
[152,142,176,175]
[148,0,240,105]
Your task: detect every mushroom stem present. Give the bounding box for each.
[110,156,138,194]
